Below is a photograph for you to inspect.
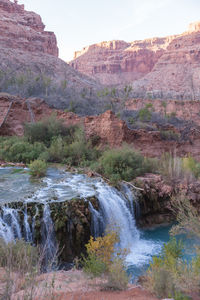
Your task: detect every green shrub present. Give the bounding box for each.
[82,253,106,277]
[106,258,129,290]
[29,159,47,178]
[151,267,175,298]
[97,145,153,182]
[24,114,75,146]
[64,128,100,167]
[138,104,153,122]
[48,136,65,162]
[182,155,200,179]
[146,237,197,298]
[0,137,46,163]
[160,130,180,141]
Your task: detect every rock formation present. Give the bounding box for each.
[70,38,171,85]
[0,0,102,109]
[0,0,58,56]
[70,21,200,100]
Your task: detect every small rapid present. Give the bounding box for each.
[0,167,162,271]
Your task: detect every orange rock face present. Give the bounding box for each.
[0,0,58,56]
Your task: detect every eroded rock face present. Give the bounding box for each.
[70,21,200,100]
[0,0,58,56]
[135,173,200,226]
[70,38,170,85]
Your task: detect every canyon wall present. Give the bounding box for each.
[0,0,102,110]
[70,22,200,100]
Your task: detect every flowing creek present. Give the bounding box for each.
[0,167,172,279]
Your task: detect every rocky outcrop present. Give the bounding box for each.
[0,93,53,136]
[135,174,174,226]
[70,21,200,100]
[135,173,200,226]
[0,0,58,56]
[126,98,200,126]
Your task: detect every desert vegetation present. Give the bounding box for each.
[145,193,200,299]
[1,115,200,182]
[0,115,155,181]
[82,229,129,290]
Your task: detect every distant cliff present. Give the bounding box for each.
[70,22,200,100]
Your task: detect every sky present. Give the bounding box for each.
[18,0,200,62]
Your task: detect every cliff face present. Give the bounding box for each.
[70,38,171,85]
[0,0,58,56]
[0,0,102,110]
[70,21,200,100]
[133,27,200,99]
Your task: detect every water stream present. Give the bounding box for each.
[0,167,168,277]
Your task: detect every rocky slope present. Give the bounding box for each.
[70,21,200,100]
[0,0,102,110]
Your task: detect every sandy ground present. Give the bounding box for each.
[1,269,199,300]
[0,269,158,300]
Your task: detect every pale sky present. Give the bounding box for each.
[18,0,200,62]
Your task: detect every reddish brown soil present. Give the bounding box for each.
[61,288,158,300]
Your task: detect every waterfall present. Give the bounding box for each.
[0,207,22,241]
[88,202,104,238]
[41,204,57,270]
[0,167,162,271]
[95,182,140,250]
[23,206,33,242]
[121,183,141,219]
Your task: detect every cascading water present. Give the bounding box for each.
[0,167,162,274]
[23,206,33,242]
[41,204,57,270]
[0,207,22,242]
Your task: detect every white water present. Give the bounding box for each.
[0,168,162,269]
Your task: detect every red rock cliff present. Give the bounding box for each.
[70,21,200,100]
[0,0,58,56]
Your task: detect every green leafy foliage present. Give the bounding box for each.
[24,114,70,147]
[29,159,47,178]
[0,137,46,164]
[138,104,153,122]
[97,145,153,182]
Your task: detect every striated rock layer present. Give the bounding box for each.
[70,38,171,85]
[0,0,58,56]
[70,21,200,100]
